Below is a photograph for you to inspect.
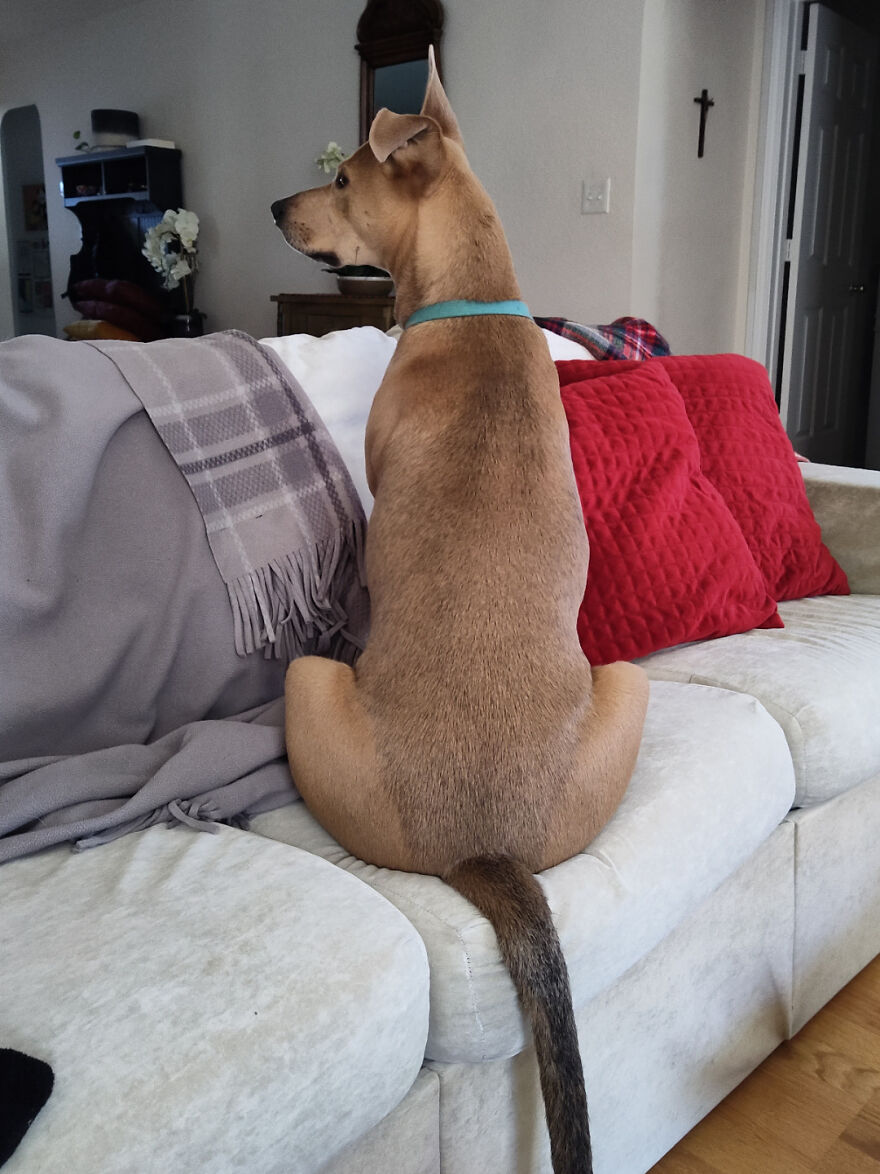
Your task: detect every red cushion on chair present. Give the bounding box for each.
[557,359,782,665]
[558,354,849,602]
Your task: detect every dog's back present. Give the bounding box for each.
[356,316,594,874]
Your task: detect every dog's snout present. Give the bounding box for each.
[270,198,287,225]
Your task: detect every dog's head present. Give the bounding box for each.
[271,47,465,274]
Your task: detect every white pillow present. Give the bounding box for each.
[541,328,595,361]
[261,327,395,515]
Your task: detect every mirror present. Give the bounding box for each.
[356,0,445,142]
[373,59,431,118]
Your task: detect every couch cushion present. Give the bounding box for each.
[0,826,429,1173]
[252,680,795,1064]
[639,595,880,805]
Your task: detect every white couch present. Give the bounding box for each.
[3,327,879,1174]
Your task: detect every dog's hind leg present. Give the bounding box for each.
[546,661,650,865]
[284,656,411,869]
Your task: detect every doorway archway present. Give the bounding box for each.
[1,104,57,338]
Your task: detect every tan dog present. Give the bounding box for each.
[272,53,648,1174]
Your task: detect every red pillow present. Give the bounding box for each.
[72,278,164,321]
[659,354,848,600]
[557,360,782,665]
[559,355,849,601]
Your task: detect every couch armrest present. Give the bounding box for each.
[801,462,880,594]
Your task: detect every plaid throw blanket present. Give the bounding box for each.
[537,315,672,360]
[89,330,368,663]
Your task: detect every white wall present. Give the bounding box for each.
[0,0,763,349]
[441,0,647,320]
[632,0,765,353]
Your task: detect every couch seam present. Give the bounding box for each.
[457,930,488,1063]
[681,671,807,803]
[373,881,489,1062]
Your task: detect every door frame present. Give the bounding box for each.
[745,0,804,387]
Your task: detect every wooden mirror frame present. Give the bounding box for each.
[356,0,445,143]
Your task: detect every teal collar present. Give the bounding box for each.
[404,299,532,329]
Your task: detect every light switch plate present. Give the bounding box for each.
[581,177,611,215]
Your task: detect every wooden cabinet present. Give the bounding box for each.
[271,292,396,337]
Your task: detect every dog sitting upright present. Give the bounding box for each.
[271,51,648,1174]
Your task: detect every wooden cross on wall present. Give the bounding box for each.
[694,89,715,158]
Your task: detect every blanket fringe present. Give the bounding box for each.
[227,518,368,664]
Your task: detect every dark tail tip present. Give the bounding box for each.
[445,855,592,1174]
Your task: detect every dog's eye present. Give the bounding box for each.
[334,171,349,190]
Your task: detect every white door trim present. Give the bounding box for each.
[744,0,803,378]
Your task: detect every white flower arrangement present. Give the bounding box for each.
[315,142,348,174]
[142,208,200,312]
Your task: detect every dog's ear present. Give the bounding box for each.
[369,110,436,165]
[420,45,463,147]
[368,45,462,164]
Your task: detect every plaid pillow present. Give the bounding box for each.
[536,316,671,360]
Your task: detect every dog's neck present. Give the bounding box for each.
[388,169,523,326]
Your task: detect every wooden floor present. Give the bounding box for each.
[650,953,880,1173]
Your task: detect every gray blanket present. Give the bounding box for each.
[0,333,369,864]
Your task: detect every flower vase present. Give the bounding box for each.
[172,310,205,338]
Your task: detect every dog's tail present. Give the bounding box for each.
[444,854,592,1174]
